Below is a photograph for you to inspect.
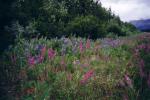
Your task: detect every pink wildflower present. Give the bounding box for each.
[79,41,84,53]
[48,48,56,60]
[138,44,146,49]
[38,55,44,63]
[124,74,132,88]
[41,46,46,57]
[86,39,90,49]
[60,59,65,65]
[28,56,35,66]
[60,58,66,69]
[80,69,94,84]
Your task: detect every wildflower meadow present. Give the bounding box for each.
[1,33,150,99]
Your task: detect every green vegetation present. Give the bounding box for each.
[1,34,150,99]
[1,0,149,100]
[0,0,138,52]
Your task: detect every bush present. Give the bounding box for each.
[66,15,106,39]
[5,21,39,39]
[107,22,125,36]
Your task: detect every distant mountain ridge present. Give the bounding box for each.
[130,19,150,32]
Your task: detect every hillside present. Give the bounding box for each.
[130,19,150,32]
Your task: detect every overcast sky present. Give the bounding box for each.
[100,0,150,22]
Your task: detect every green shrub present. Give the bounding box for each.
[66,15,106,39]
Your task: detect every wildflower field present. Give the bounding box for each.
[1,33,150,100]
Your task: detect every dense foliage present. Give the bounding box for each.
[0,0,138,52]
[1,33,150,99]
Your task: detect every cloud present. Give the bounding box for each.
[100,0,150,21]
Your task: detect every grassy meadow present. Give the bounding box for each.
[0,33,150,100]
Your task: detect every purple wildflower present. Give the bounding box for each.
[38,55,44,63]
[138,44,146,50]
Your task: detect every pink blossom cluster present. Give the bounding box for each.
[79,39,91,53]
[86,39,91,49]
[79,41,84,53]
[28,56,35,66]
[41,46,46,57]
[80,69,94,84]
[48,48,56,60]
[28,47,56,66]
[137,43,150,53]
[134,43,150,88]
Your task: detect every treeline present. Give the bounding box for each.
[0,0,137,51]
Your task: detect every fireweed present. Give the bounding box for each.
[86,39,91,49]
[41,46,46,57]
[79,40,84,53]
[3,34,150,99]
[28,56,35,66]
[48,48,56,60]
[80,69,94,84]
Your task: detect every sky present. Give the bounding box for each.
[100,0,150,22]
